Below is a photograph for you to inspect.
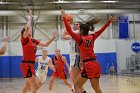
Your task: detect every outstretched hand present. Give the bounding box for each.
[3,36,9,42]
[27,10,32,16]
[109,16,117,22]
[53,31,58,38]
[27,9,33,21]
[61,9,66,17]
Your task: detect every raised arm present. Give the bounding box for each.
[23,10,32,38]
[62,30,72,40]
[0,37,8,55]
[61,10,80,42]
[38,32,57,47]
[63,30,80,40]
[93,16,116,39]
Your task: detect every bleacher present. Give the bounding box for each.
[122,53,140,76]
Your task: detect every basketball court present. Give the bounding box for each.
[0,0,140,93]
[0,76,140,93]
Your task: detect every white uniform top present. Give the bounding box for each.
[69,29,79,53]
[69,30,80,66]
[36,56,51,74]
[70,39,77,53]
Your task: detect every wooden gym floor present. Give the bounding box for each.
[0,75,140,93]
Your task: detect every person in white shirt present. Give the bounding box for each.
[28,48,55,92]
[109,63,115,76]
[36,49,55,84]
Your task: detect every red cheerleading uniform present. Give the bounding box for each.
[52,56,67,79]
[20,36,40,78]
[63,17,111,79]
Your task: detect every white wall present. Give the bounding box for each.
[115,39,140,73]
[5,20,113,42]
[6,19,140,42]
[0,13,140,74]
[1,39,116,56]
[1,39,139,74]
[94,39,116,53]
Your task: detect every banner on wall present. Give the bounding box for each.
[131,42,140,53]
[118,16,129,39]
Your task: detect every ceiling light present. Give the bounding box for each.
[75,1,91,3]
[101,1,118,3]
[0,1,7,4]
[0,1,3,4]
[58,0,64,2]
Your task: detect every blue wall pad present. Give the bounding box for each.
[0,53,117,78]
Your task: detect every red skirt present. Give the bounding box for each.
[52,70,67,79]
[80,61,101,79]
[20,62,36,78]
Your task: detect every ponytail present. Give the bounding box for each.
[21,28,25,37]
[79,17,101,35]
[86,18,102,31]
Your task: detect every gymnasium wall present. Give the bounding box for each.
[0,39,117,78]
[0,14,140,78]
[0,39,139,78]
[115,39,140,73]
[4,14,140,41]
